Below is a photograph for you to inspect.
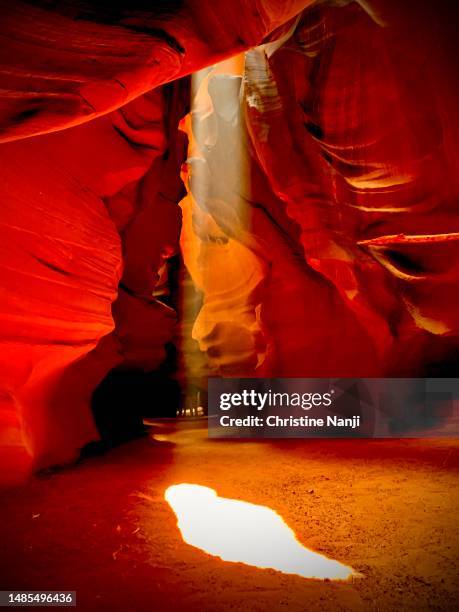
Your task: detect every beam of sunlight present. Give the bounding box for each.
[178,54,267,410]
[165,483,359,580]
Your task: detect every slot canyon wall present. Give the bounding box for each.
[0,0,458,485]
[181,1,459,382]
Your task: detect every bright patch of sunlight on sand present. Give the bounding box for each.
[165,484,359,580]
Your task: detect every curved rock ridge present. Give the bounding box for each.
[0,0,313,143]
[0,81,188,484]
[180,57,381,380]
[179,1,459,382]
[0,0,320,484]
[1,0,459,485]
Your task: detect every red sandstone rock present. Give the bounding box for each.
[0,1,313,143]
[0,80,187,484]
[179,1,459,383]
[1,1,459,486]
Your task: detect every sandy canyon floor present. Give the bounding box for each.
[0,421,458,611]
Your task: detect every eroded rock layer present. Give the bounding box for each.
[0,1,313,142]
[180,1,459,382]
[0,0,458,484]
[0,0,320,484]
[0,82,189,484]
